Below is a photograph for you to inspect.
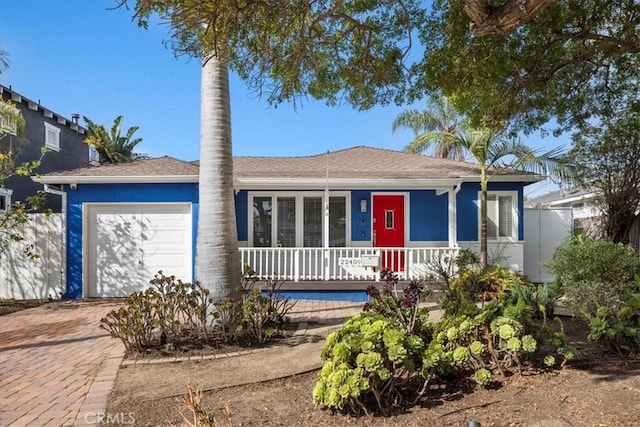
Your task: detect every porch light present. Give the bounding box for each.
[360,198,367,212]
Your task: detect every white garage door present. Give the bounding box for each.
[87,203,192,297]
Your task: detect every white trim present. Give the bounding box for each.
[461,175,543,183]
[548,193,595,206]
[477,190,519,242]
[0,188,12,213]
[371,192,409,247]
[448,184,461,247]
[44,122,61,151]
[247,191,351,249]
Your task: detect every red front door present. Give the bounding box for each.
[373,194,405,272]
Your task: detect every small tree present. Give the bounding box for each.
[83,115,142,164]
[1,100,47,259]
[438,127,573,269]
[570,112,640,245]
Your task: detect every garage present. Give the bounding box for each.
[86,203,192,297]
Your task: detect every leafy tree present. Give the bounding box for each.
[416,0,640,133]
[392,95,466,161]
[570,112,640,244]
[83,115,142,164]
[435,127,572,268]
[119,0,423,301]
[0,49,9,74]
[1,100,46,259]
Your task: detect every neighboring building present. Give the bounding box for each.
[0,85,96,212]
[39,146,541,299]
[525,188,599,235]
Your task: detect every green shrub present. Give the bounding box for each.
[100,272,211,352]
[239,276,296,343]
[546,235,640,288]
[100,270,297,352]
[313,312,426,415]
[547,236,640,355]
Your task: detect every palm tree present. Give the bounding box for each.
[197,56,240,301]
[83,116,142,164]
[392,96,466,161]
[443,127,573,268]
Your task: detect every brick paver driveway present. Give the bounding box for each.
[0,300,124,426]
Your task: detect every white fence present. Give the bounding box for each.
[0,214,64,300]
[239,247,461,281]
[523,207,572,283]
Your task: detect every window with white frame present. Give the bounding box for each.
[480,191,518,240]
[88,144,99,164]
[250,192,348,248]
[0,102,20,135]
[44,122,61,151]
[0,188,12,213]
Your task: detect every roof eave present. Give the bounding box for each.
[460,174,544,184]
[35,175,199,184]
[234,177,463,190]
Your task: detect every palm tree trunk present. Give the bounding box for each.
[480,165,488,270]
[196,55,241,301]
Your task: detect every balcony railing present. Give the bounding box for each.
[239,247,460,282]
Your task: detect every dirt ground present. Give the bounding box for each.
[0,298,50,316]
[106,316,640,427]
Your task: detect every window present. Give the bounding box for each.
[0,188,12,213]
[0,102,20,135]
[303,197,322,247]
[88,144,99,164]
[249,192,348,248]
[277,197,296,247]
[481,191,518,240]
[328,197,346,247]
[253,196,272,247]
[44,122,61,151]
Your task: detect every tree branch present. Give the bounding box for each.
[462,0,557,36]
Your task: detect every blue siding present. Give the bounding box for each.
[64,182,198,299]
[351,190,371,241]
[410,190,448,241]
[234,190,248,241]
[456,182,525,241]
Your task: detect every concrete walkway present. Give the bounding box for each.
[0,300,124,427]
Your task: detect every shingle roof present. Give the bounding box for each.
[42,156,199,177]
[525,187,593,206]
[231,146,489,179]
[40,146,539,183]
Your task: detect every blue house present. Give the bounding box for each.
[38,146,539,298]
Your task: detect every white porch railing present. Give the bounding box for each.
[239,247,460,282]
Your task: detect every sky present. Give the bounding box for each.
[0,0,567,197]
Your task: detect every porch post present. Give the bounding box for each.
[448,184,461,247]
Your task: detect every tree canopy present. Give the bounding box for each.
[120,0,639,132]
[121,0,424,109]
[570,113,640,244]
[416,0,640,133]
